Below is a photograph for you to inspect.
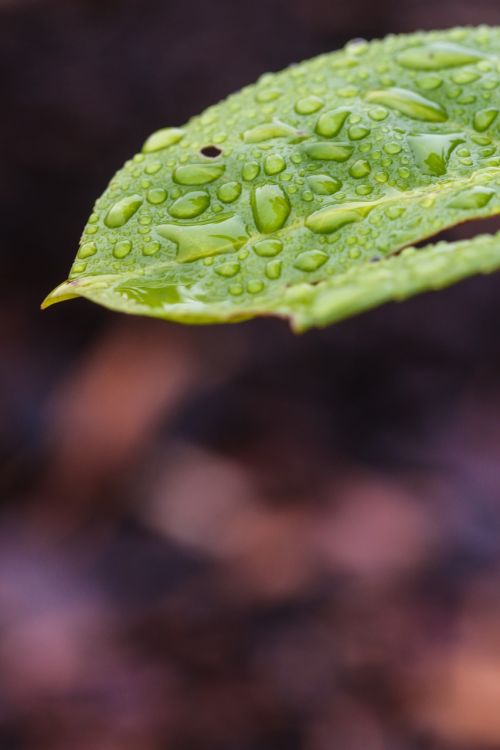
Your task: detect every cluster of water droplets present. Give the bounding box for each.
[72,27,500,309]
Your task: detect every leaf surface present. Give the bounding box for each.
[44,27,500,330]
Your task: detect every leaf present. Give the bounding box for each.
[43,26,500,331]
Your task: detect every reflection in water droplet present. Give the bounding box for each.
[157,214,249,262]
[113,240,132,259]
[142,127,185,153]
[307,175,342,195]
[173,164,225,186]
[449,186,495,209]
[295,96,324,115]
[104,194,143,228]
[366,87,448,122]
[215,262,240,277]
[396,42,485,71]
[473,108,499,132]
[303,142,353,162]
[78,242,97,259]
[305,200,377,234]
[251,185,291,233]
[253,239,283,257]
[264,154,286,175]
[315,108,349,138]
[408,132,464,175]
[294,250,329,271]
[217,182,242,203]
[169,191,210,219]
[243,120,297,143]
[266,260,282,279]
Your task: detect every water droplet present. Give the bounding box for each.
[294,250,329,271]
[173,163,225,185]
[145,161,162,175]
[307,174,342,195]
[264,154,286,175]
[305,200,377,234]
[368,106,389,121]
[366,87,448,122]
[256,89,281,103]
[266,260,282,279]
[104,194,143,228]
[349,159,371,178]
[385,205,406,220]
[113,240,132,259]
[157,214,249,263]
[229,283,244,296]
[384,142,402,155]
[142,127,185,153]
[416,74,444,91]
[253,239,283,257]
[315,108,349,138]
[142,241,161,256]
[473,108,499,132]
[449,186,495,209]
[295,96,324,115]
[169,191,210,219]
[348,125,370,140]
[247,280,265,294]
[303,142,353,162]
[408,132,464,175]
[396,42,485,70]
[251,185,291,233]
[217,182,242,203]
[243,120,297,143]
[215,262,240,277]
[242,161,260,181]
[78,242,97,259]
[147,188,168,205]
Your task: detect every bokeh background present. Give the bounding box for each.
[2,1,500,748]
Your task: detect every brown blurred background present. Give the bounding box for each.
[2,1,500,748]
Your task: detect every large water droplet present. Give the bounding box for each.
[157,214,249,263]
[147,188,168,205]
[253,239,283,257]
[366,87,448,122]
[349,159,371,178]
[295,96,324,115]
[473,108,499,132]
[264,154,286,175]
[243,120,297,143]
[251,185,291,233]
[396,42,485,71]
[169,191,210,219]
[104,195,143,228]
[294,250,329,271]
[305,200,377,234]
[78,242,97,259]
[266,260,282,280]
[242,162,260,181]
[217,182,242,203]
[307,174,342,195]
[303,142,354,162]
[315,108,349,138]
[408,132,464,175]
[113,240,132,259]
[173,164,225,186]
[449,186,495,209]
[215,261,240,277]
[142,127,185,153]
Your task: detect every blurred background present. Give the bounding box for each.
[2,1,500,748]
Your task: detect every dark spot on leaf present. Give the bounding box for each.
[201,145,223,158]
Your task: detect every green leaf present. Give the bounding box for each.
[43,26,500,331]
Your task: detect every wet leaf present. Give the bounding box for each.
[44,27,500,331]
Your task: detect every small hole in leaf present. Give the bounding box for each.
[201,145,223,158]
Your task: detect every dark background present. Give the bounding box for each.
[2,1,500,748]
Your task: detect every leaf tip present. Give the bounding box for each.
[41,281,81,310]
